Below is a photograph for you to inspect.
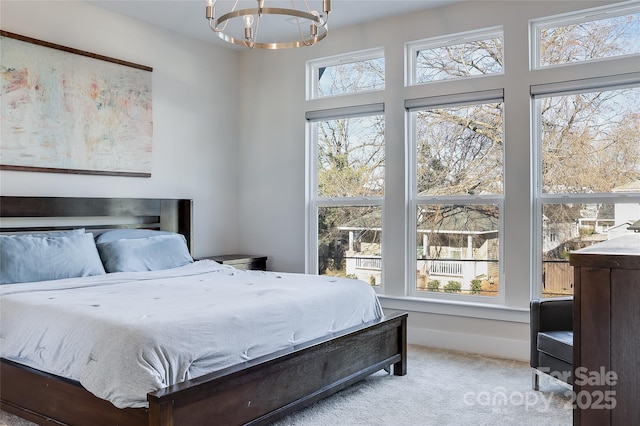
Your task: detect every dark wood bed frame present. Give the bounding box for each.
[0,196,407,426]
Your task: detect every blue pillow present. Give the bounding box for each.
[0,233,106,284]
[97,234,193,273]
[95,229,174,244]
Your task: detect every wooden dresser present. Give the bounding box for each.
[569,234,640,425]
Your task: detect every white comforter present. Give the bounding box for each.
[0,260,382,408]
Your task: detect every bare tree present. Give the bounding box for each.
[541,89,640,194]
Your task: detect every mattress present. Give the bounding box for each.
[0,260,383,408]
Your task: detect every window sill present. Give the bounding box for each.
[377,295,529,323]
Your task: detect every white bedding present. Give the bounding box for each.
[0,260,382,408]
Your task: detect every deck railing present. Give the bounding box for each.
[428,260,464,277]
[355,256,382,270]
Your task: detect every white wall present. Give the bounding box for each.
[235,0,623,360]
[0,1,240,258]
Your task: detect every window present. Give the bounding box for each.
[533,76,640,297]
[406,27,503,86]
[408,90,504,299]
[301,3,637,314]
[531,2,640,300]
[531,2,640,69]
[306,104,385,286]
[306,48,385,100]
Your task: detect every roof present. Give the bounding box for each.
[417,205,498,235]
[612,179,640,193]
[338,205,499,235]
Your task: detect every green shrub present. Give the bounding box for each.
[470,279,483,295]
[427,279,440,292]
[444,280,462,293]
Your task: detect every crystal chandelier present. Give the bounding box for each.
[206,0,331,49]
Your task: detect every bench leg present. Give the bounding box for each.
[532,369,540,391]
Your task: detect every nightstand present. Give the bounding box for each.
[198,254,267,271]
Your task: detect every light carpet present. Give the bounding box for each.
[0,345,572,425]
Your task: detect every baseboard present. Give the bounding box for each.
[407,326,529,361]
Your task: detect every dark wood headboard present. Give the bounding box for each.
[0,196,193,253]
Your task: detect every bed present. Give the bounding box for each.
[0,196,407,426]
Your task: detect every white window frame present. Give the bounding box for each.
[305,103,386,291]
[530,72,640,297]
[529,1,640,70]
[406,89,505,303]
[405,26,504,87]
[305,47,385,101]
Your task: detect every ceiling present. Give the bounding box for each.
[90,0,457,49]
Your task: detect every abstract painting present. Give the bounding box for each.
[0,31,153,177]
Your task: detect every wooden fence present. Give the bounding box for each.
[542,261,574,297]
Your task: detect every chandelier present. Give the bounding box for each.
[206,0,331,49]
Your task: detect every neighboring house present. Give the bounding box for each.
[542,180,640,296]
[415,206,499,293]
[542,204,612,260]
[543,181,640,258]
[338,211,382,285]
[342,180,639,293]
[342,206,499,292]
[612,180,640,237]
